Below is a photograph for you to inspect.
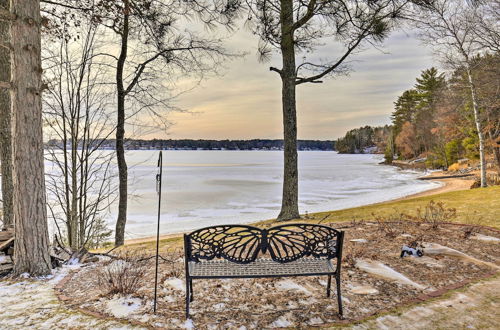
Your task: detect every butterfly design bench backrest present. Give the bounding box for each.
[184,223,343,264]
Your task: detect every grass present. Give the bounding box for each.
[290,185,500,229]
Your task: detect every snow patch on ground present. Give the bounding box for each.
[212,303,226,311]
[350,285,379,295]
[270,316,293,328]
[471,234,500,243]
[106,296,142,318]
[184,318,195,329]
[356,259,426,289]
[164,277,184,291]
[308,317,323,325]
[408,256,444,268]
[423,243,500,269]
[0,267,142,329]
[276,279,312,295]
[350,239,368,243]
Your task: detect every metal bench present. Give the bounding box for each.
[183,223,344,318]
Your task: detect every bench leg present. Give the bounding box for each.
[189,279,194,302]
[185,277,190,319]
[326,275,332,297]
[336,274,343,319]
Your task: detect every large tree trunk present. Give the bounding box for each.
[11,0,51,275]
[466,66,487,187]
[0,0,14,229]
[114,0,130,246]
[277,0,300,221]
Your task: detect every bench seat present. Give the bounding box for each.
[189,258,335,279]
[183,224,344,318]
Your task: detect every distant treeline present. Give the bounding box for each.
[46,139,335,151]
[336,125,391,154]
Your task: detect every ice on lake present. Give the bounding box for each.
[106,150,439,239]
[33,150,440,239]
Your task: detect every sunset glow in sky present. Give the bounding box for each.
[150,27,434,141]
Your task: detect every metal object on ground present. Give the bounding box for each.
[400,245,424,258]
[183,223,344,319]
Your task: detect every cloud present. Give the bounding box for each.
[145,28,434,140]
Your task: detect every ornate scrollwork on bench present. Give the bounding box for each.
[186,223,340,264]
[266,224,339,262]
[183,223,345,319]
[187,225,263,264]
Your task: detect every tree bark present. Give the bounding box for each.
[0,0,14,229]
[69,124,78,249]
[114,0,130,246]
[277,0,300,221]
[11,0,51,275]
[466,65,487,187]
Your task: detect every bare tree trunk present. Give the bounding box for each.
[11,0,51,275]
[0,0,13,229]
[114,0,130,246]
[466,65,487,187]
[277,0,300,221]
[70,131,78,249]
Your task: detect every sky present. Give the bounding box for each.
[148,27,435,141]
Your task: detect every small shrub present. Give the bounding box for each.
[462,212,483,238]
[97,252,148,295]
[415,200,457,229]
[343,244,368,268]
[159,248,184,278]
[372,210,412,238]
[375,219,399,238]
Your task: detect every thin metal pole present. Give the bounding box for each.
[153,151,163,313]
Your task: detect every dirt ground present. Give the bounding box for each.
[58,221,500,329]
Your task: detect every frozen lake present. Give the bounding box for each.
[112,150,440,239]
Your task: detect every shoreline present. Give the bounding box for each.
[124,171,474,246]
[390,171,474,201]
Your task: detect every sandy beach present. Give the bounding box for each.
[125,171,474,245]
[392,171,475,201]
